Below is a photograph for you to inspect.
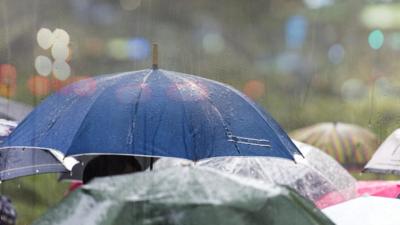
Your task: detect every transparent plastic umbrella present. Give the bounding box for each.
[33,167,334,225]
[0,119,77,180]
[154,140,357,208]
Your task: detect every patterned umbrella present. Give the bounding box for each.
[290,122,378,171]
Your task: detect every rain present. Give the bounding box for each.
[0,0,400,225]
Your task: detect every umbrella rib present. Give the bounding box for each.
[163,73,205,158]
[179,72,298,158]
[63,72,147,155]
[128,70,153,148]
[0,163,66,174]
[167,72,275,148]
[164,71,241,154]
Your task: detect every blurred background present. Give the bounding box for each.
[1,0,400,224]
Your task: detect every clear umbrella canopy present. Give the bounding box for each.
[32,167,334,225]
[154,140,357,208]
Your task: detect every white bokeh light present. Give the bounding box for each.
[53,60,71,81]
[51,42,69,60]
[34,55,52,76]
[53,28,70,46]
[37,28,54,50]
[202,33,225,54]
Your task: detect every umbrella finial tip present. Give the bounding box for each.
[152,43,158,70]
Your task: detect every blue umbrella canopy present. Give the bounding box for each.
[1,68,300,161]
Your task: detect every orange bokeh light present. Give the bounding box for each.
[0,64,17,86]
[243,80,266,100]
[0,64,17,97]
[0,84,16,97]
[27,76,50,97]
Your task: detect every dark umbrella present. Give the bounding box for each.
[32,167,334,225]
[0,119,77,181]
[2,46,300,164]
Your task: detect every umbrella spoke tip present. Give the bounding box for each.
[152,43,159,70]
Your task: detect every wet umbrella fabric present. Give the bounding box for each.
[290,122,378,170]
[363,129,400,175]
[32,167,334,225]
[154,140,357,208]
[0,119,77,181]
[2,69,300,161]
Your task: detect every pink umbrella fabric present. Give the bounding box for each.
[356,180,400,198]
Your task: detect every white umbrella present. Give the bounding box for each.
[364,129,400,175]
[322,196,400,225]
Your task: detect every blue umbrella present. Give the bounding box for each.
[1,66,300,161]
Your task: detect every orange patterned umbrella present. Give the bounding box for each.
[290,122,378,171]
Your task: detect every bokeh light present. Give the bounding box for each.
[202,33,225,54]
[37,28,54,50]
[52,60,71,81]
[27,76,50,97]
[53,28,70,46]
[107,38,129,59]
[368,29,384,50]
[341,78,367,101]
[303,0,334,9]
[0,64,17,83]
[120,0,141,11]
[0,64,17,97]
[361,4,400,29]
[285,15,308,49]
[127,37,150,60]
[328,44,345,64]
[51,42,70,60]
[243,80,266,100]
[35,56,52,76]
